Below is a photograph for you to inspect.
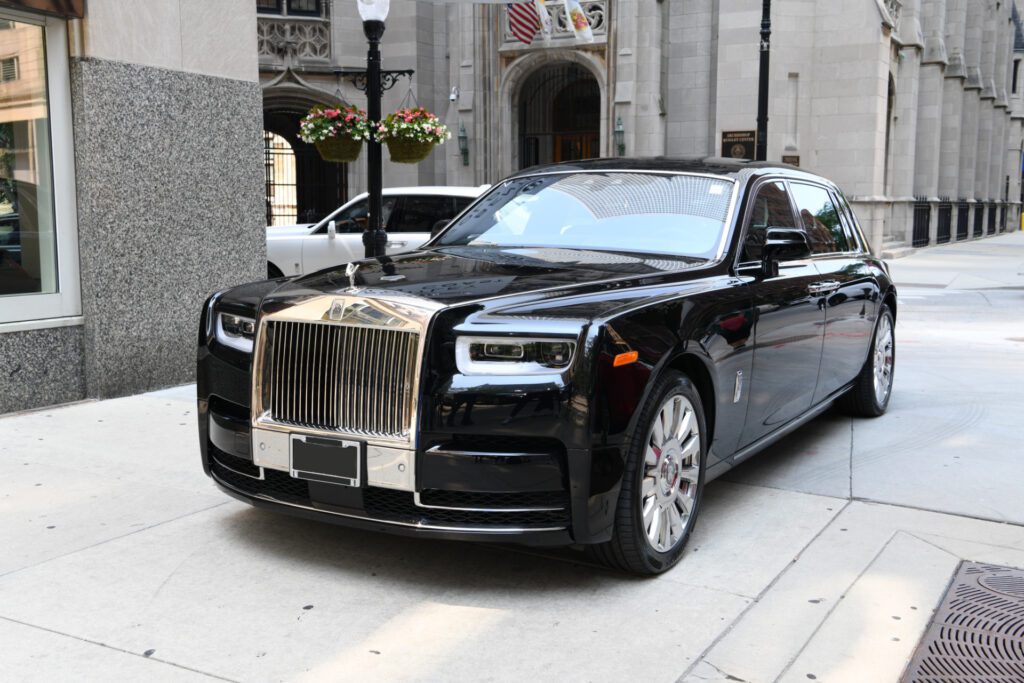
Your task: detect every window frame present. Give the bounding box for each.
[285,0,322,17]
[734,176,804,268]
[787,179,856,258]
[256,0,283,15]
[0,10,81,326]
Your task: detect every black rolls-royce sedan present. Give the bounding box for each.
[198,157,895,575]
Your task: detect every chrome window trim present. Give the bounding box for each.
[211,472,567,533]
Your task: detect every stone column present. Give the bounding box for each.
[959,1,984,233]
[974,0,998,207]
[911,0,943,244]
[938,0,967,209]
[988,6,1012,209]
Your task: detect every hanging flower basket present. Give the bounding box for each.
[375,107,450,165]
[315,136,363,163]
[385,138,436,163]
[298,105,370,164]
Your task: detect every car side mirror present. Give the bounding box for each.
[761,227,810,276]
[431,219,450,237]
[327,220,337,239]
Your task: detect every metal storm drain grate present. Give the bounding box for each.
[902,562,1024,682]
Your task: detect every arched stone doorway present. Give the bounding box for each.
[263,86,348,225]
[518,63,601,169]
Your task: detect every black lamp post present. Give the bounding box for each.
[358,0,390,258]
[755,0,771,162]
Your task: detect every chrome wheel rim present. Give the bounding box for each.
[641,394,701,553]
[873,315,894,406]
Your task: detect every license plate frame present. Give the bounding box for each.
[290,434,362,487]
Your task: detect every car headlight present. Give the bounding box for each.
[216,312,256,353]
[455,336,577,375]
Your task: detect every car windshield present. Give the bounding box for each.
[435,172,734,259]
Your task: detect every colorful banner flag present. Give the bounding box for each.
[507,2,540,44]
[563,0,593,43]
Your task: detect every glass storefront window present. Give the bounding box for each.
[0,10,77,326]
[0,18,56,298]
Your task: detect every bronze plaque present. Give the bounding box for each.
[721,130,756,160]
[782,155,801,167]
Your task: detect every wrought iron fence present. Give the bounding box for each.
[956,200,969,240]
[1000,204,1007,233]
[987,203,997,234]
[937,198,952,244]
[912,198,931,247]
[973,204,984,237]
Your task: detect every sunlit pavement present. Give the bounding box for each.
[2,232,1023,682]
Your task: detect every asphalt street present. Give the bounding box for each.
[1,232,1023,682]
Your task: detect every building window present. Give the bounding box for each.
[0,13,80,324]
[264,132,298,226]
[287,0,321,16]
[257,0,321,16]
[0,56,18,82]
[1014,59,1021,95]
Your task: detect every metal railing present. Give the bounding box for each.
[912,198,931,247]
[957,200,969,240]
[937,198,952,244]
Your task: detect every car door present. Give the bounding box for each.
[787,183,879,403]
[301,196,398,273]
[737,180,825,448]
[384,194,458,254]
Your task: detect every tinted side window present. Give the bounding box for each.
[453,197,473,214]
[834,191,866,253]
[741,181,798,262]
[314,196,397,234]
[390,195,453,233]
[790,183,849,255]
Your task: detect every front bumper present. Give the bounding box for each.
[202,398,578,546]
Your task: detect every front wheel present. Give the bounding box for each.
[588,370,707,575]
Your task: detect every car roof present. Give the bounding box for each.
[508,156,829,185]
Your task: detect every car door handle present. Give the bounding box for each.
[387,241,407,249]
[808,281,841,295]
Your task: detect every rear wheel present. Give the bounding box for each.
[839,304,895,417]
[588,370,706,575]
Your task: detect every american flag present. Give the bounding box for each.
[507,2,540,45]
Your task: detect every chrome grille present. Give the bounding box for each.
[264,320,418,438]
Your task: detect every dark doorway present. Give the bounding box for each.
[263,110,347,226]
[519,63,600,170]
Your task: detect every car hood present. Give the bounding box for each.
[260,246,711,310]
[266,223,315,237]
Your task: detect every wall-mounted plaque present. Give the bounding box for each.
[721,130,756,160]
[782,155,801,167]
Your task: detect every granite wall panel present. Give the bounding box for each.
[0,325,86,413]
[70,58,265,399]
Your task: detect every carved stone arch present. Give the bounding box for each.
[497,49,608,178]
[261,83,350,225]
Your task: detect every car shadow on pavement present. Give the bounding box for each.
[215,504,641,591]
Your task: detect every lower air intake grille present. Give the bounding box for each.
[364,488,569,528]
[209,450,310,505]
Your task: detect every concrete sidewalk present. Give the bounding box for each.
[1,233,1023,682]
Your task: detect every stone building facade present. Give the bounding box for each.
[260,0,1024,253]
[0,0,265,413]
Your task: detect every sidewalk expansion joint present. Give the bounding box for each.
[0,615,238,682]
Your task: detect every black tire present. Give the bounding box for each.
[839,304,895,417]
[267,262,284,279]
[587,370,707,575]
